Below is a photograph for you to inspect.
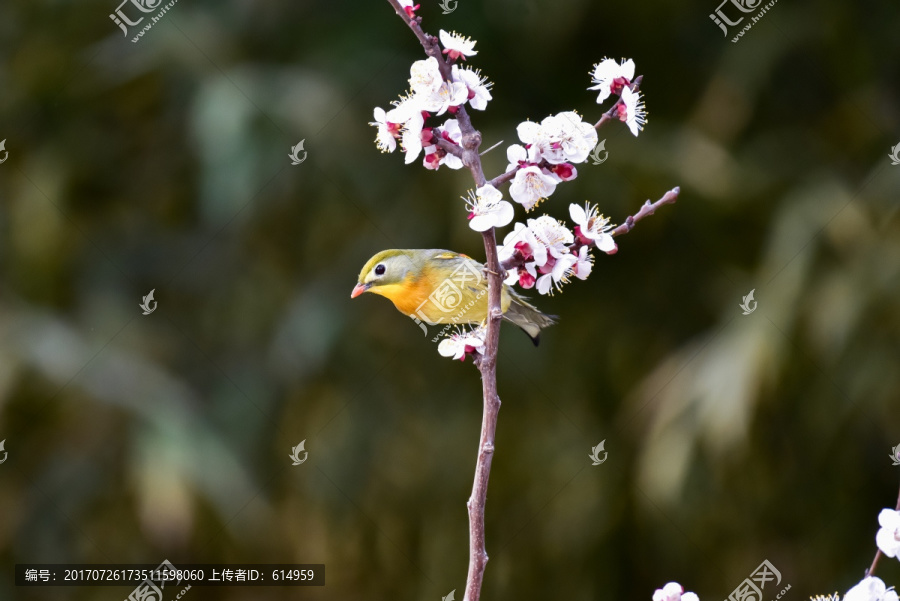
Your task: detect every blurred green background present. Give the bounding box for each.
[2,0,900,599]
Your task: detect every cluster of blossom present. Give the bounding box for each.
[658,578,899,601]
[840,577,899,601]
[810,507,900,601]
[494,202,616,295]
[495,57,647,210]
[657,508,900,601]
[369,28,647,225]
[370,30,491,171]
[501,111,596,210]
[588,58,647,135]
[654,582,699,601]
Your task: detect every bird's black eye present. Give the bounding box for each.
[374,264,386,276]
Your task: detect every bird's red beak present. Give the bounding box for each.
[350,283,370,298]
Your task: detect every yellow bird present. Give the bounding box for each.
[351,249,556,345]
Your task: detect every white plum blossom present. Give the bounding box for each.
[498,221,547,270]
[519,215,576,295]
[570,245,593,280]
[370,107,399,153]
[516,112,597,165]
[452,65,493,110]
[540,111,598,164]
[619,86,648,136]
[536,252,577,295]
[528,215,574,261]
[418,80,469,115]
[518,120,556,163]
[465,184,513,232]
[509,165,558,211]
[386,94,421,124]
[438,325,487,361]
[409,57,443,96]
[432,119,463,169]
[569,202,616,252]
[876,508,900,560]
[588,57,635,104]
[844,577,899,601]
[653,582,700,601]
[439,29,478,61]
[516,119,549,159]
[401,111,427,164]
[505,143,540,172]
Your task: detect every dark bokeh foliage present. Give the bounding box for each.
[1,0,899,600]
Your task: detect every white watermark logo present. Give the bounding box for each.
[891,444,900,466]
[289,140,307,165]
[0,440,7,464]
[740,289,757,315]
[442,590,456,601]
[710,0,780,42]
[589,139,608,165]
[110,0,181,43]
[140,289,157,315]
[726,560,788,601]
[0,139,8,164]
[290,440,308,466]
[889,144,900,166]
[589,440,608,465]
[438,0,458,15]
[409,259,486,341]
[125,559,191,601]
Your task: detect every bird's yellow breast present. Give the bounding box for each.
[372,267,510,325]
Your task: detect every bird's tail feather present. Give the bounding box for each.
[503,293,557,346]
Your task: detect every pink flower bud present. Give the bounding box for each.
[611,76,631,96]
[514,241,533,260]
[518,271,536,289]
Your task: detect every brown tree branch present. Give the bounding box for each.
[382,7,675,600]
[385,0,451,80]
[434,136,465,159]
[866,475,900,577]
[487,159,551,189]
[385,3,499,600]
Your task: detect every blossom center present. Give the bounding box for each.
[610,76,630,95]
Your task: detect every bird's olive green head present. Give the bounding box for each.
[351,249,417,298]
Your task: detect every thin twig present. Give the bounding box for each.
[480,140,504,156]
[611,186,679,237]
[434,136,465,159]
[866,475,900,577]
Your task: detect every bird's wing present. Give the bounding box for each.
[427,251,487,295]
